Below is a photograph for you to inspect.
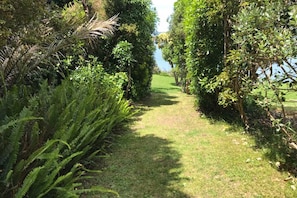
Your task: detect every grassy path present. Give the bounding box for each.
[93,75,296,197]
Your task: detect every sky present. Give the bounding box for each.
[151,0,176,32]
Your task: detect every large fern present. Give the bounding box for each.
[14,166,44,198]
[0,108,42,180]
[1,58,133,197]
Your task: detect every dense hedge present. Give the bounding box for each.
[90,0,157,100]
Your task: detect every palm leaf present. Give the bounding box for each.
[74,14,119,43]
[0,15,118,94]
[0,44,39,92]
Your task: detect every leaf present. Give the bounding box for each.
[0,116,43,135]
[34,151,83,197]
[20,139,70,170]
[15,166,44,198]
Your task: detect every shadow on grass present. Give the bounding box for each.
[247,119,297,175]
[142,91,179,107]
[211,102,297,175]
[85,89,188,197]
[132,91,179,119]
[92,131,189,198]
[152,85,181,94]
[200,100,297,175]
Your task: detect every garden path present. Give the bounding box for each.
[92,75,294,197]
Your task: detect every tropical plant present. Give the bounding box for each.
[166,0,188,88]
[0,59,132,197]
[0,0,118,96]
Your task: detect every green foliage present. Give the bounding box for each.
[0,0,152,196]
[167,0,240,111]
[155,33,181,85]
[0,0,46,46]
[0,1,118,96]
[0,58,132,197]
[224,0,297,128]
[91,0,157,100]
[62,0,87,26]
[112,41,134,97]
[112,41,134,71]
[166,0,188,87]
[183,0,225,112]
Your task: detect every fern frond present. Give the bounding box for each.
[0,108,37,179]
[52,187,79,198]
[37,172,73,198]
[35,151,83,197]
[14,166,44,198]
[17,139,70,171]
[0,116,43,135]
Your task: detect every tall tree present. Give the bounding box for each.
[167,0,187,89]
[182,0,225,112]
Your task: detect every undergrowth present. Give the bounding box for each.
[0,60,132,197]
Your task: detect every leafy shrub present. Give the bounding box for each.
[0,60,131,197]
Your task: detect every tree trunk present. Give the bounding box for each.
[233,74,249,129]
[169,61,179,85]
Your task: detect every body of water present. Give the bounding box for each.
[154,46,171,71]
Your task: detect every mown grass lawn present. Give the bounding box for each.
[253,83,297,114]
[88,74,297,197]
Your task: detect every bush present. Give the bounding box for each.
[0,60,132,197]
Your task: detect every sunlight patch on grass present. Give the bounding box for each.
[151,74,180,94]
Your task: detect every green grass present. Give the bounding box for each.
[253,83,297,113]
[151,74,180,94]
[87,75,297,197]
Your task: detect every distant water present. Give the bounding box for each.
[154,47,297,75]
[154,45,171,71]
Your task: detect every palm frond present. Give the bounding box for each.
[74,14,119,43]
[0,15,118,94]
[0,44,39,93]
